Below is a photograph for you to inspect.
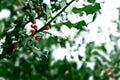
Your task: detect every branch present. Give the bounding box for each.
[32,0,75,36]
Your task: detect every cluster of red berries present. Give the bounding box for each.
[12,44,19,53]
[15,2,27,7]
[30,24,50,41]
[105,68,115,79]
[15,1,50,50]
[31,24,39,40]
[31,24,37,35]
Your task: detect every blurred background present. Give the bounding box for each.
[0,0,120,80]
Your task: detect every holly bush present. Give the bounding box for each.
[0,0,119,80]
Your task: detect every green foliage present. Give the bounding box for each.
[72,3,101,15]
[75,20,87,29]
[92,13,97,22]
[64,21,74,28]
[1,0,119,80]
[87,0,96,3]
[64,20,87,29]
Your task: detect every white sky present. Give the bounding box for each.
[52,0,120,69]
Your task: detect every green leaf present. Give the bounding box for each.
[92,51,99,56]
[26,11,35,23]
[0,22,4,39]
[92,13,97,22]
[95,44,107,53]
[60,39,66,48]
[78,55,83,61]
[72,3,101,15]
[72,7,82,14]
[75,20,87,29]
[87,0,96,3]
[64,21,74,28]
[64,20,87,30]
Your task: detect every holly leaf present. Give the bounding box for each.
[78,55,83,61]
[72,3,101,15]
[87,0,96,3]
[95,44,107,53]
[92,13,97,22]
[64,21,74,28]
[75,20,87,29]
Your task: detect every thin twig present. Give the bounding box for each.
[32,0,75,36]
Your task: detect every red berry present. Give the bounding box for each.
[34,36,40,41]
[14,44,19,49]
[22,2,27,7]
[31,24,38,30]
[111,74,115,79]
[105,69,111,74]
[33,25,38,30]
[31,24,34,28]
[31,30,36,34]
[15,2,20,6]
[36,6,41,12]
[44,25,50,30]
[12,49,15,53]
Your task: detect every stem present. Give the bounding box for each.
[32,0,75,36]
